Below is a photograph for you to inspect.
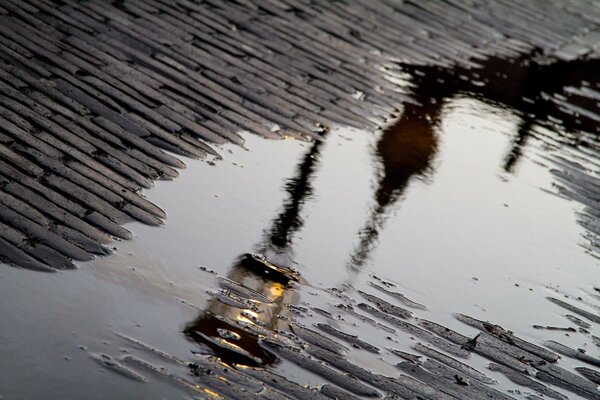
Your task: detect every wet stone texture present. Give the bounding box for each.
[1,0,600,399]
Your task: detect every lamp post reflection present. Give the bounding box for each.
[184,139,325,366]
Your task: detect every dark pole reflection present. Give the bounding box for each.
[263,139,326,266]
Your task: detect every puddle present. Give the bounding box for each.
[1,53,600,399]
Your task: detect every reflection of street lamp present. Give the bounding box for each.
[184,258,291,366]
[184,71,441,364]
[185,139,325,366]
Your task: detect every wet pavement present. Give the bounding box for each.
[2,0,600,399]
[3,52,600,398]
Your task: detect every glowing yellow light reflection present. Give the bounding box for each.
[268,282,284,298]
[203,388,223,398]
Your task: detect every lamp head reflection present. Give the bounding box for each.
[184,254,299,366]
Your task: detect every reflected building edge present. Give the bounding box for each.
[400,54,600,172]
[398,53,600,256]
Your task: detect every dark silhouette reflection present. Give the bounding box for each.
[348,102,440,270]
[399,54,600,172]
[345,52,600,272]
[184,140,324,366]
[263,139,326,266]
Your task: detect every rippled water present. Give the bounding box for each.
[1,57,599,399]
